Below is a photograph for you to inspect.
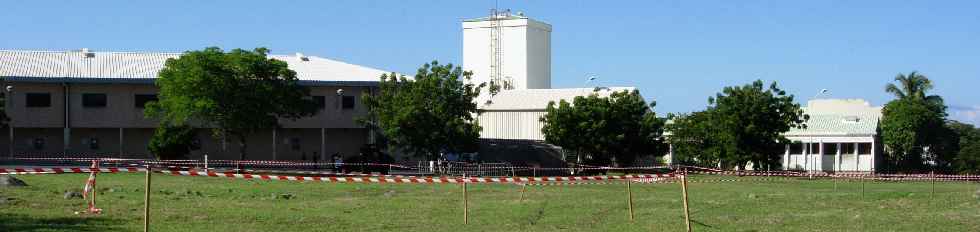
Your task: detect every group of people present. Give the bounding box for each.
[295,145,394,174]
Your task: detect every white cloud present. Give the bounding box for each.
[950,105,980,126]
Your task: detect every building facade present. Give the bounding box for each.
[0,50,389,160]
[664,99,883,172]
[781,99,882,172]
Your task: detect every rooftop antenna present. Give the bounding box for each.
[489,7,510,90]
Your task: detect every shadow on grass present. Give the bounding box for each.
[0,213,126,232]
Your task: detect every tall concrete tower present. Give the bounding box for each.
[463,10,552,90]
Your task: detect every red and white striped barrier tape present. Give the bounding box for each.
[157,170,678,184]
[0,167,147,174]
[0,165,679,184]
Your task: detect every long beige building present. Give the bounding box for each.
[0,49,388,160]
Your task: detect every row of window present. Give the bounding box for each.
[28,137,308,151]
[788,142,872,155]
[23,93,356,110]
[29,138,101,150]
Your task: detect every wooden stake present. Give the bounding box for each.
[861,175,866,198]
[520,183,527,201]
[144,166,151,232]
[626,178,634,221]
[463,180,468,225]
[834,176,838,192]
[930,171,935,199]
[681,170,692,232]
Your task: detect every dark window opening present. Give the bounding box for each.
[342,96,355,109]
[290,137,301,151]
[841,143,856,154]
[822,143,838,155]
[313,96,326,109]
[190,138,202,150]
[32,138,45,150]
[858,143,872,154]
[134,94,158,108]
[26,93,52,107]
[82,93,107,108]
[89,138,100,150]
[789,143,803,154]
[808,143,820,154]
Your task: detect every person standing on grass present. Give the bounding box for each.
[332,153,343,173]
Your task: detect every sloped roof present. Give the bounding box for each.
[0,50,390,85]
[785,99,882,136]
[477,87,637,111]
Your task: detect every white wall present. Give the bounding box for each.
[463,18,552,90]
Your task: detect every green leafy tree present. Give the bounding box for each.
[145,47,318,161]
[540,89,666,166]
[880,72,948,171]
[148,124,199,160]
[667,80,807,170]
[946,121,980,174]
[666,111,730,167]
[360,61,483,160]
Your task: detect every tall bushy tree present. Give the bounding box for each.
[540,89,666,166]
[146,47,318,161]
[666,111,729,167]
[946,121,980,174]
[880,72,949,171]
[668,80,807,170]
[147,124,198,160]
[361,61,483,160]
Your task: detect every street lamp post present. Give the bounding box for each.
[4,84,12,158]
[336,88,344,110]
[804,89,828,174]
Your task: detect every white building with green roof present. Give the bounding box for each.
[783,99,882,172]
[665,99,883,172]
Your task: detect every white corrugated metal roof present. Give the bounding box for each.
[785,99,882,136]
[477,87,637,111]
[0,50,390,83]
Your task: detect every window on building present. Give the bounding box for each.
[32,138,45,150]
[289,137,301,151]
[858,143,872,154]
[89,138,100,150]
[808,143,820,154]
[342,96,355,109]
[26,93,52,107]
[190,138,202,150]
[789,143,803,154]
[82,93,107,108]
[312,96,326,109]
[841,143,856,154]
[134,94,158,108]
[822,143,838,155]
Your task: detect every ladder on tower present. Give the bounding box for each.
[489,9,506,88]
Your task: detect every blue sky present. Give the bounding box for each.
[2,0,978,125]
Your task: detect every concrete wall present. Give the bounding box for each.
[4,81,374,159]
[463,17,552,90]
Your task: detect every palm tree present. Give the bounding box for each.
[885,71,944,107]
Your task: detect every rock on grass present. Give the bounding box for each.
[64,190,83,199]
[0,176,28,187]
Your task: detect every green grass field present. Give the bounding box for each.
[1,173,978,231]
